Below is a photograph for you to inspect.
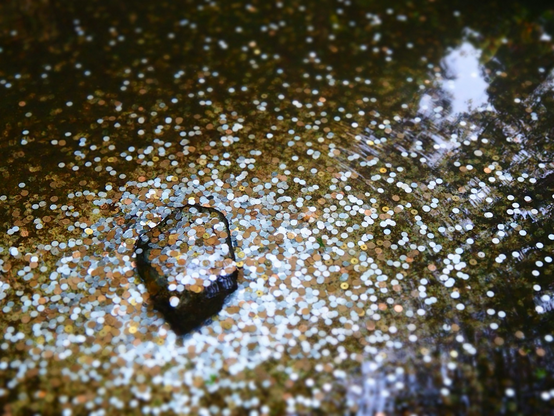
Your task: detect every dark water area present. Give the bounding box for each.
[1,0,554,415]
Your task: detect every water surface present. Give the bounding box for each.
[1,0,554,414]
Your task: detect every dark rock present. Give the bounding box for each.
[135,204,238,335]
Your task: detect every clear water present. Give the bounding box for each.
[1,1,554,414]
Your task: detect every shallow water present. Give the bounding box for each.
[1,0,554,415]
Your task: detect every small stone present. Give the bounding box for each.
[135,204,238,334]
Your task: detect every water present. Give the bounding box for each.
[1,0,554,414]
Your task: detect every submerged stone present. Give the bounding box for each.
[135,204,238,335]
